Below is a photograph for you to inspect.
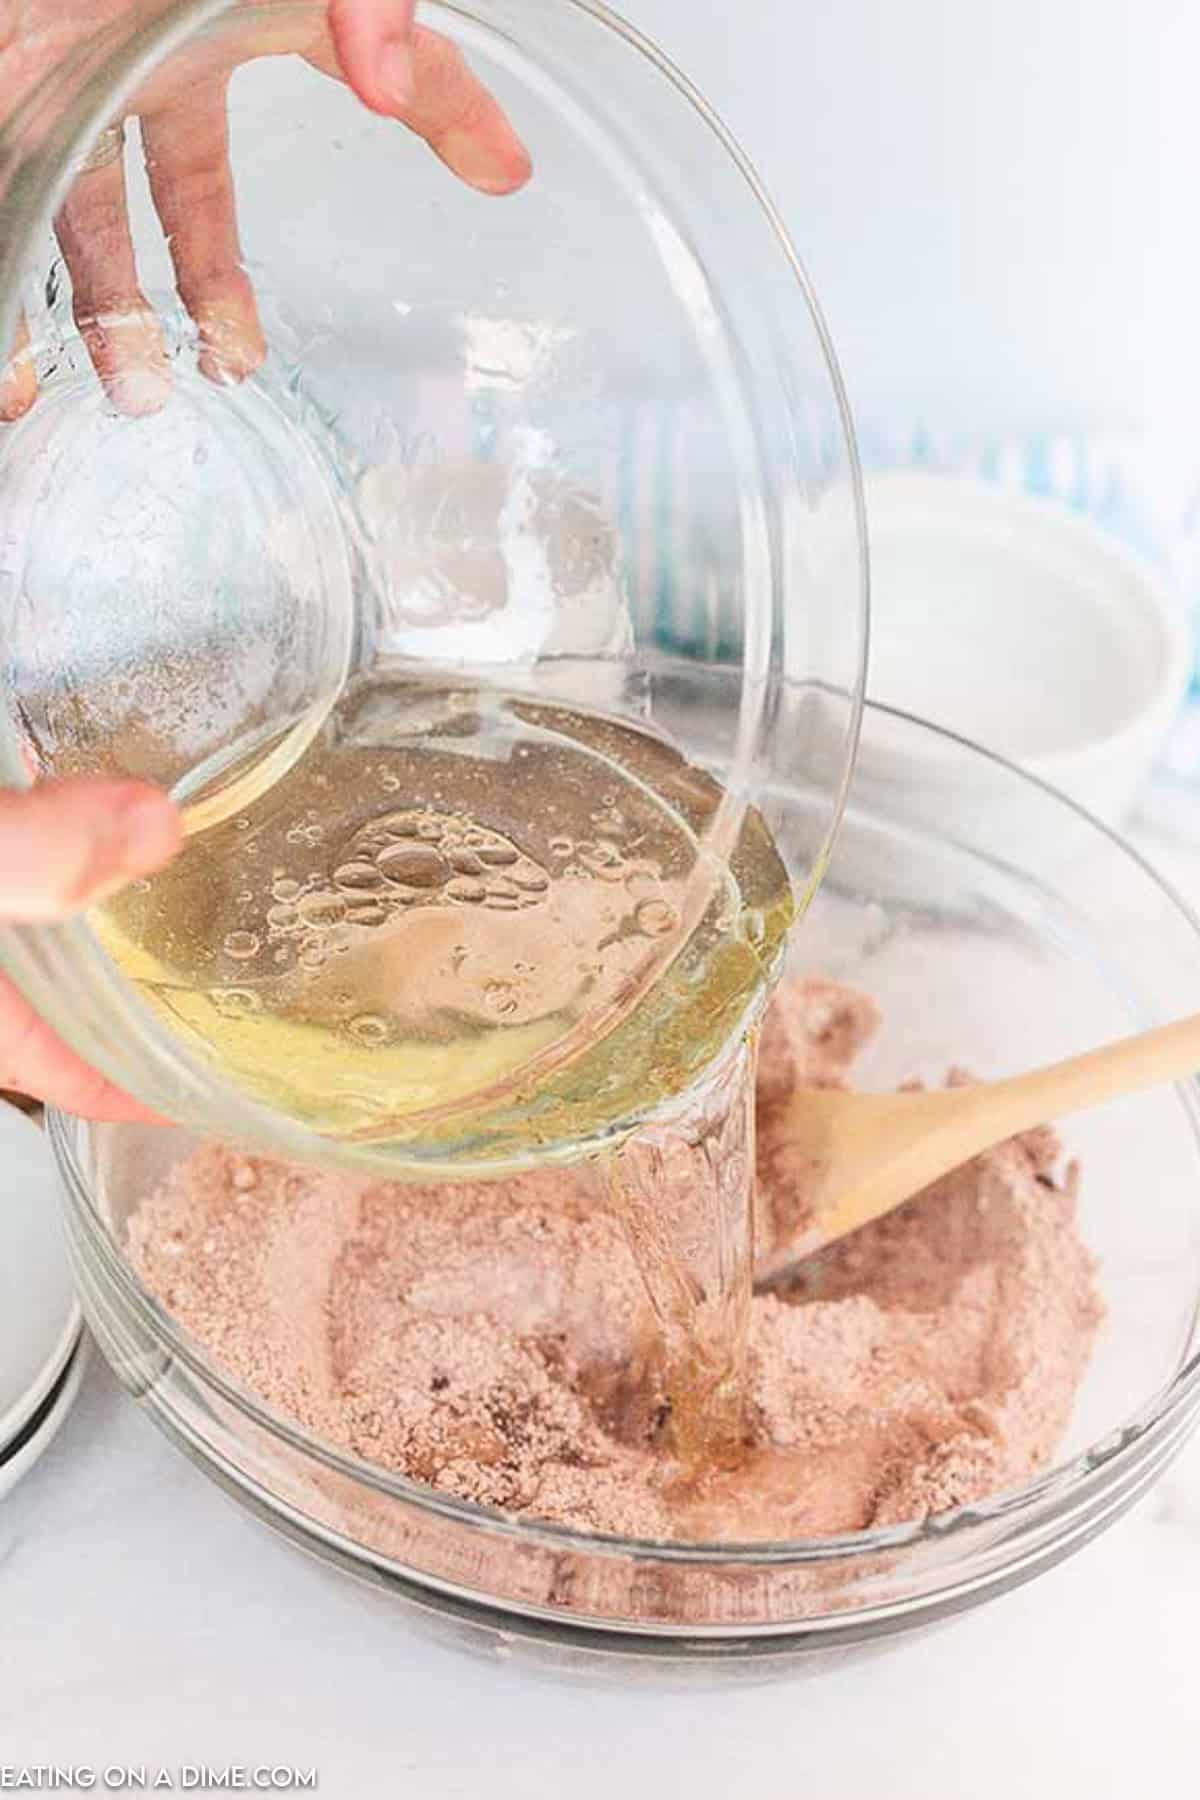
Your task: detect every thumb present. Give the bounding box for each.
[328,0,417,113]
[0,778,181,922]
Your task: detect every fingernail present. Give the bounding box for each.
[113,787,182,870]
[78,788,182,907]
[68,789,176,905]
[0,345,36,422]
[108,363,172,418]
[380,38,414,109]
[436,128,530,196]
[197,318,267,387]
[90,310,172,417]
[70,788,178,905]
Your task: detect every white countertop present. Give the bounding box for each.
[5,817,1200,1798]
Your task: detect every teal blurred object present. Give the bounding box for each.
[859,428,1200,832]
[622,413,1195,666]
[629,410,1200,832]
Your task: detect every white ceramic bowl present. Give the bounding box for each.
[811,472,1191,856]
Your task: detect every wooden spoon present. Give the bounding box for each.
[758,1011,1200,1282]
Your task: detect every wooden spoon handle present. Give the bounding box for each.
[946,1009,1200,1157]
[773,1010,1200,1276]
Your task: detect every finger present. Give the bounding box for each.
[55,154,172,416]
[0,314,37,422]
[308,23,531,195]
[0,975,161,1121]
[328,0,416,113]
[141,80,266,386]
[0,778,181,923]
[404,28,532,193]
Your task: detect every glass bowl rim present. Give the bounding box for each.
[46,698,1200,1569]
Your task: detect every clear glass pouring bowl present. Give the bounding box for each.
[0,0,867,1172]
[48,709,1200,1670]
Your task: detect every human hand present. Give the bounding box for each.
[0,3,530,1114]
[0,780,181,1118]
[0,0,531,417]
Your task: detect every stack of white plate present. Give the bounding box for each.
[0,1100,85,1499]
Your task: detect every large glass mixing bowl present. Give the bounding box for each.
[0,0,866,1171]
[48,711,1200,1668]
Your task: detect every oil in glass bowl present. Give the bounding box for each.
[95,674,793,1172]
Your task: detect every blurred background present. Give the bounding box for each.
[622,0,1198,452]
[616,0,1200,834]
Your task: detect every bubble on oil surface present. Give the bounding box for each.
[580,842,625,881]
[339,806,552,914]
[634,899,678,938]
[377,812,422,838]
[447,877,486,903]
[223,930,260,960]
[512,868,549,893]
[211,987,262,1019]
[348,1012,390,1044]
[346,901,387,926]
[376,843,448,888]
[298,893,347,928]
[334,861,386,894]
[624,867,660,900]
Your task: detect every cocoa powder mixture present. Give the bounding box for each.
[127,979,1103,1540]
